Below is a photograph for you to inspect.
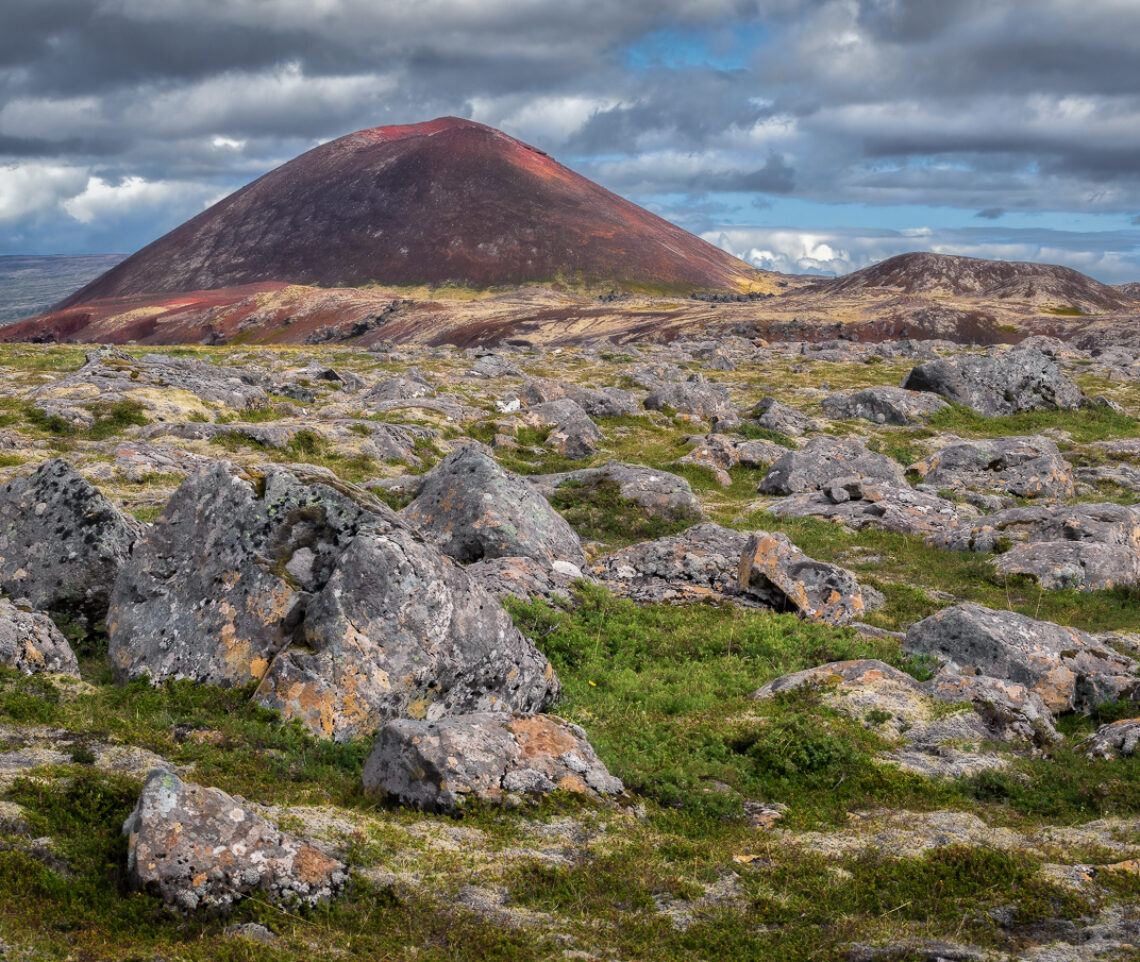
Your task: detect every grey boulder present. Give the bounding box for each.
[401,447,586,568]
[749,397,819,436]
[529,462,703,523]
[1079,719,1140,759]
[992,541,1140,591]
[108,464,558,741]
[900,348,1087,415]
[644,375,734,422]
[758,437,907,495]
[124,769,347,912]
[933,502,1140,553]
[0,599,78,677]
[362,711,623,813]
[911,436,1074,499]
[903,603,1140,714]
[0,459,141,627]
[822,386,949,425]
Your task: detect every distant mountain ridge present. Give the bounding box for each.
[58,117,759,308]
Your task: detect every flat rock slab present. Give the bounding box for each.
[903,603,1140,714]
[993,541,1140,591]
[822,387,949,425]
[529,462,703,522]
[0,458,141,626]
[768,478,972,538]
[109,464,558,741]
[124,769,347,912]
[934,502,1140,553]
[912,435,1075,499]
[758,437,907,495]
[362,711,623,813]
[900,347,1087,416]
[0,599,78,677]
[401,447,586,568]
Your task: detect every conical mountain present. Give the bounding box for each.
[60,117,756,307]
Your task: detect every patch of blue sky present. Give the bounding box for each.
[623,21,770,71]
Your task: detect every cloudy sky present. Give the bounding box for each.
[3,0,1140,282]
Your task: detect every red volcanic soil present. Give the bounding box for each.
[57,117,757,309]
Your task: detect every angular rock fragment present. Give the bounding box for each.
[822,386,949,425]
[529,462,703,523]
[0,599,78,677]
[911,435,1074,499]
[123,769,347,912]
[758,437,907,495]
[644,375,734,422]
[903,604,1140,714]
[749,396,819,436]
[108,464,558,740]
[900,347,1087,416]
[401,447,586,568]
[1079,719,1140,759]
[0,459,141,626]
[768,478,972,537]
[362,711,622,813]
[737,532,871,625]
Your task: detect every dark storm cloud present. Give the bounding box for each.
[975,208,1005,220]
[3,0,1140,273]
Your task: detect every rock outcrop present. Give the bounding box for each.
[0,599,78,677]
[529,462,703,523]
[911,436,1075,499]
[108,464,558,740]
[900,348,1087,415]
[757,437,907,495]
[822,387,949,425]
[362,712,622,813]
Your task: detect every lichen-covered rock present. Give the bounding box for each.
[992,541,1140,591]
[529,462,703,523]
[362,712,622,813]
[644,375,734,422]
[1079,719,1140,759]
[677,434,740,485]
[466,556,586,603]
[768,478,972,537]
[123,769,347,912]
[590,522,749,603]
[521,377,637,418]
[520,399,603,460]
[749,397,819,436]
[108,464,559,740]
[0,459,141,626]
[900,348,1087,416]
[758,437,907,495]
[911,436,1074,499]
[933,502,1140,553]
[0,599,78,677]
[903,604,1140,714]
[737,532,872,625]
[822,386,949,425]
[921,669,1060,743]
[401,447,586,568]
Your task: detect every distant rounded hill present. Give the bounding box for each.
[815,251,1135,313]
[59,117,757,307]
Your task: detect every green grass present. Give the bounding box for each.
[924,401,1140,443]
[549,476,696,547]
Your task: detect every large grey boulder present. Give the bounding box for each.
[108,464,558,741]
[900,348,1087,416]
[0,599,78,677]
[822,387,949,425]
[362,712,623,813]
[911,436,1074,499]
[529,462,703,523]
[465,556,586,603]
[758,437,907,495]
[0,459,141,627]
[903,604,1140,714]
[644,375,734,422]
[520,399,603,460]
[1079,719,1140,759]
[768,478,972,538]
[401,447,586,569]
[749,397,819,437]
[124,769,347,912]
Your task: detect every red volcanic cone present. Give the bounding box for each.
[60,117,756,307]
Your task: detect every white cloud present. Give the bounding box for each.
[0,162,89,223]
